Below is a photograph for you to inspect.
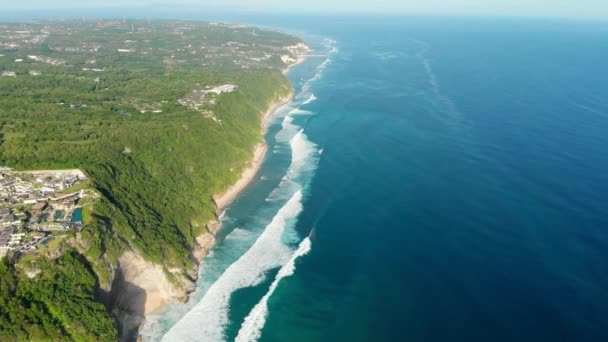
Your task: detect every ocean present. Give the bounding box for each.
[141,16,608,341]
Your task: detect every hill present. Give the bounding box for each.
[0,19,307,340]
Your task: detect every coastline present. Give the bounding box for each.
[211,55,309,212]
[189,83,295,265]
[211,91,293,212]
[126,88,297,341]
[282,55,308,75]
[134,56,308,339]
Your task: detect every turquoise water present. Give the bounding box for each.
[54,210,64,220]
[140,16,608,342]
[70,208,83,223]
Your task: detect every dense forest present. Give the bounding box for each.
[0,252,117,341]
[0,19,299,340]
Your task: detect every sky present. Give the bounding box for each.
[4,0,608,18]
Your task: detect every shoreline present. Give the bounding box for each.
[212,54,308,212]
[211,90,293,212]
[136,55,308,337]
[134,89,297,339]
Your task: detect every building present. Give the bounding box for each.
[0,212,19,227]
[32,201,47,212]
[207,84,238,95]
[0,225,15,247]
[0,225,17,258]
[37,223,65,232]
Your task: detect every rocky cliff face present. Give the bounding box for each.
[107,221,219,341]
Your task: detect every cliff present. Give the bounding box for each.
[0,19,306,341]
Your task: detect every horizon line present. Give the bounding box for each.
[1,6,607,22]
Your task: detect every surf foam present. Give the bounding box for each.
[162,191,304,342]
[235,237,312,342]
[302,94,318,105]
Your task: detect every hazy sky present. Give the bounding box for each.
[6,0,608,18]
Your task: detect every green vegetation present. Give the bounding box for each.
[0,19,301,340]
[0,251,117,341]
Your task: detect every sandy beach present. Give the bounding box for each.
[210,52,309,211]
[212,53,308,211]
[212,91,293,211]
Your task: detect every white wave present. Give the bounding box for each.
[317,56,332,71]
[235,237,312,342]
[321,38,337,50]
[275,115,298,143]
[282,115,294,127]
[289,130,315,177]
[218,210,227,222]
[162,191,304,342]
[300,46,336,94]
[267,130,318,203]
[301,94,317,105]
[288,108,313,116]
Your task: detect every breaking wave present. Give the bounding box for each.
[162,191,304,342]
[302,94,317,105]
[235,237,312,342]
[162,119,319,342]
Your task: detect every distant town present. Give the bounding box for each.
[0,20,309,77]
[0,168,94,260]
[0,19,309,123]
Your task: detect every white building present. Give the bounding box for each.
[207,84,238,95]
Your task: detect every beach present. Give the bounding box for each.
[212,53,307,211]
[194,91,293,262]
[212,91,293,212]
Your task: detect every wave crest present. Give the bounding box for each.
[235,237,312,342]
[162,191,304,342]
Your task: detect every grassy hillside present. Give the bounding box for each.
[0,19,299,340]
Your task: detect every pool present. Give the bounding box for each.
[70,208,83,223]
[54,210,64,220]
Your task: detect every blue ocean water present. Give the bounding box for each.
[142,16,608,341]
